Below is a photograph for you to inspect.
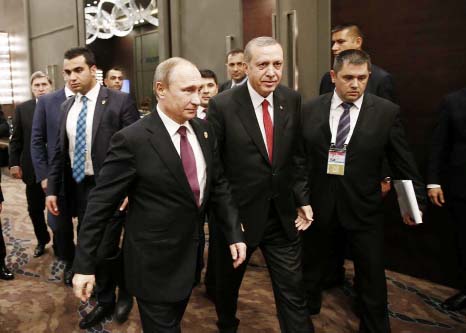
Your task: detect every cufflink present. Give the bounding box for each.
[204,131,208,139]
[279,105,284,110]
[240,224,245,232]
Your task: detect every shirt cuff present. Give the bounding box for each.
[426,184,441,189]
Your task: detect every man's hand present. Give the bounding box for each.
[46,195,60,216]
[229,242,247,269]
[119,197,129,211]
[41,178,48,192]
[10,166,22,179]
[380,180,391,198]
[295,205,314,231]
[72,274,95,302]
[428,188,445,207]
[403,211,423,226]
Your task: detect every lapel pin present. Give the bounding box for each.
[102,100,106,105]
[204,131,208,139]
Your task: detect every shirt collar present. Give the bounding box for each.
[232,75,248,87]
[247,80,274,110]
[76,82,100,103]
[331,90,364,110]
[64,86,75,98]
[157,105,194,137]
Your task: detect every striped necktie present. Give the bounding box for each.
[72,96,88,182]
[335,102,353,148]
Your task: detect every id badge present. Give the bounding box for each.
[327,146,346,176]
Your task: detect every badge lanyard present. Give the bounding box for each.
[327,115,350,176]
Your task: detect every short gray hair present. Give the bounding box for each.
[244,37,280,63]
[30,71,52,85]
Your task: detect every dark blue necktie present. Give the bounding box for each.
[335,102,353,148]
[72,96,88,182]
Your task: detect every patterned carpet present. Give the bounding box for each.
[0,172,465,332]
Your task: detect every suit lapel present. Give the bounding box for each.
[145,112,198,205]
[92,87,108,147]
[190,119,211,208]
[272,87,289,167]
[347,94,373,151]
[322,93,332,144]
[234,85,270,164]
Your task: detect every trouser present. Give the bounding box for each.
[74,176,125,305]
[214,206,313,333]
[137,295,190,333]
[448,198,466,291]
[0,217,6,262]
[302,212,390,333]
[47,195,75,262]
[25,182,50,245]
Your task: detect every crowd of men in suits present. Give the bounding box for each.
[0,22,465,333]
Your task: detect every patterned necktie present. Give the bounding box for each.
[72,96,88,183]
[178,126,200,206]
[335,102,353,148]
[262,99,274,162]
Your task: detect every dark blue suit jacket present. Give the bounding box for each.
[31,88,67,183]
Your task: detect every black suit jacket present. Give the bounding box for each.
[9,99,38,185]
[207,84,307,246]
[427,87,466,200]
[319,64,397,103]
[47,86,139,196]
[73,112,244,303]
[300,93,426,229]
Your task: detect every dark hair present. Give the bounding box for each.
[199,69,218,85]
[64,47,96,67]
[331,23,364,39]
[225,48,244,62]
[105,67,124,79]
[333,49,372,73]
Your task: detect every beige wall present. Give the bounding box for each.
[165,0,243,83]
[28,0,85,89]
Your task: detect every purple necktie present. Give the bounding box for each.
[335,102,353,148]
[178,126,200,206]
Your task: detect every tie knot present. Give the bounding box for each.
[177,126,187,137]
[262,99,269,108]
[341,102,353,111]
[81,95,88,104]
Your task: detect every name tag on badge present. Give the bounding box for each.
[327,147,346,176]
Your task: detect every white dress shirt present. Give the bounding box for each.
[66,83,100,176]
[64,86,75,99]
[157,106,207,204]
[329,91,364,145]
[247,81,274,156]
[197,106,207,119]
[231,75,248,88]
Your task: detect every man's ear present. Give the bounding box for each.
[330,70,336,83]
[355,36,363,49]
[154,81,165,99]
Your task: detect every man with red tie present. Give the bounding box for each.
[71,57,246,332]
[207,37,314,333]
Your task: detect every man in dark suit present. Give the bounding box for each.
[319,23,396,103]
[70,57,246,332]
[319,23,397,289]
[31,77,75,284]
[218,49,248,93]
[45,47,139,329]
[0,128,13,280]
[9,71,52,258]
[427,87,466,311]
[300,49,426,333]
[208,37,314,333]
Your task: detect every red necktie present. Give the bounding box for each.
[178,126,200,206]
[262,99,273,163]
